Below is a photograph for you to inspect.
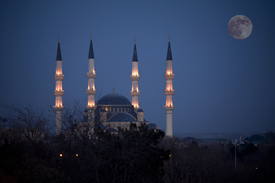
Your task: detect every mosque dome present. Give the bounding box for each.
[97,93,131,105]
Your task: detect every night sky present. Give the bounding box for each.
[1,0,275,134]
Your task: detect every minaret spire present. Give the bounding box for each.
[166,36,172,60]
[132,38,138,62]
[130,38,140,111]
[56,36,62,61]
[88,34,94,59]
[164,36,175,137]
[54,37,64,135]
[86,34,96,128]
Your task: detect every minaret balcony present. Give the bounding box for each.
[86,88,96,95]
[130,90,140,96]
[133,105,140,110]
[86,104,96,109]
[86,72,96,79]
[54,90,64,96]
[130,74,140,81]
[53,106,65,111]
[54,74,64,80]
[164,105,175,110]
[165,73,174,80]
[164,90,175,95]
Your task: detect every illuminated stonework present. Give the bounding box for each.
[130,39,140,111]
[86,35,96,128]
[164,38,174,137]
[54,37,64,136]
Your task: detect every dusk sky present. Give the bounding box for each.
[1,0,275,134]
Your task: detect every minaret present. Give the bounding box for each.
[86,34,96,126]
[164,36,175,137]
[54,37,64,135]
[130,39,140,112]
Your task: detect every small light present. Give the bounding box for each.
[76,154,79,157]
[59,153,63,157]
[169,154,172,158]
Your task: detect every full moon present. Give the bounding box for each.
[228,15,253,40]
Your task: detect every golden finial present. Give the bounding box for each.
[113,88,115,93]
[169,35,170,42]
[134,37,136,44]
[58,35,60,43]
[90,33,92,40]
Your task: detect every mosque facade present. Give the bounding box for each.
[53,35,174,136]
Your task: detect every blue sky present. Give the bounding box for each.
[1,0,275,134]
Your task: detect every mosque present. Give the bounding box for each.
[53,35,175,137]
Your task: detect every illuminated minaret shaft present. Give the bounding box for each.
[130,39,140,111]
[86,35,96,124]
[164,37,175,137]
[54,37,64,135]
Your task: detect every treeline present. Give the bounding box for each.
[0,123,169,182]
[163,134,275,183]
[0,105,275,183]
[0,105,170,182]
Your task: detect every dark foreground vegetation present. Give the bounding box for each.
[0,105,275,183]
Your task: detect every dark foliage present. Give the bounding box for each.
[162,134,275,183]
[0,120,169,183]
[1,106,275,183]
